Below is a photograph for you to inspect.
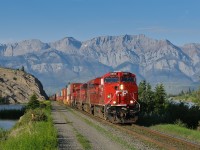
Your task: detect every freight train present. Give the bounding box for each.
[52,71,140,123]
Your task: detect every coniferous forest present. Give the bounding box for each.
[138,80,200,129]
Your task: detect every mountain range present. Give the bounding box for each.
[0,34,199,95]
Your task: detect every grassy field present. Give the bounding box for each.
[151,124,200,143]
[0,101,58,150]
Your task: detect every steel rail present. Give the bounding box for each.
[129,124,200,150]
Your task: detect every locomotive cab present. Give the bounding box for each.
[102,72,140,123]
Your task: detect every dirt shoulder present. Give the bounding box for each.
[51,101,154,150]
[51,101,126,150]
[51,101,83,150]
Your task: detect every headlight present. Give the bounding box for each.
[119,84,124,90]
[107,94,111,98]
[130,100,134,104]
[113,101,116,104]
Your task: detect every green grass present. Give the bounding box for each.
[0,101,58,150]
[74,128,92,150]
[150,124,200,143]
[0,128,7,141]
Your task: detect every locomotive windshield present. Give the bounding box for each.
[104,77,119,83]
[121,76,135,82]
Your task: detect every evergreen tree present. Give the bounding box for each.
[154,84,167,114]
[138,80,154,113]
[146,83,154,112]
[197,87,200,104]
[180,90,184,96]
[138,80,146,97]
[188,88,191,94]
[27,94,40,109]
[21,65,25,72]
[138,80,147,112]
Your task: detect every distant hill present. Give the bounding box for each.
[0,67,48,104]
[0,34,199,94]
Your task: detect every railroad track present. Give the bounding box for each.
[61,104,200,150]
[125,124,200,150]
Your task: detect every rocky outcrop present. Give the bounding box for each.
[0,67,48,104]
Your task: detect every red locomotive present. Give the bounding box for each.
[53,71,140,123]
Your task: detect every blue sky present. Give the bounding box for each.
[0,0,199,46]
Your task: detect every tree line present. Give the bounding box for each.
[138,80,200,129]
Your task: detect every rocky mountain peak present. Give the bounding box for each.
[181,43,200,65]
[183,43,200,49]
[3,39,49,57]
[49,37,82,53]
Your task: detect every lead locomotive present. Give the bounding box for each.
[53,71,140,123]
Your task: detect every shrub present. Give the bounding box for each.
[30,109,47,122]
[166,102,200,129]
[27,94,40,109]
[197,121,200,131]
[17,109,47,127]
[174,119,187,128]
[39,103,47,108]
[0,128,7,140]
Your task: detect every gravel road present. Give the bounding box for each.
[51,101,156,150]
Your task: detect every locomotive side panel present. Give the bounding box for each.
[80,84,87,104]
[62,88,67,105]
[87,78,101,105]
[67,83,82,106]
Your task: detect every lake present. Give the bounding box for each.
[0,104,25,110]
[0,104,25,130]
[0,120,17,130]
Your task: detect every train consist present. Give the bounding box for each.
[52,71,140,123]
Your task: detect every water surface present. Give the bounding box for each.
[0,104,25,110]
[0,120,17,130]
[0,104,24,130]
